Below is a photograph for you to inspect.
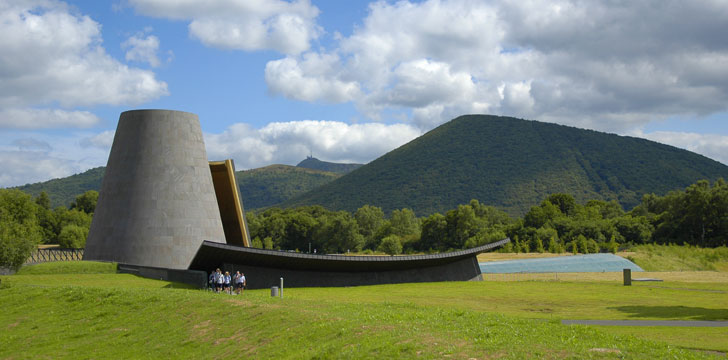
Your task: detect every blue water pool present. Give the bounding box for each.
[479,253,643,273]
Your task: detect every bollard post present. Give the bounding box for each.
[623,269,631,286]
[280,277,283,298]
[271,286,279,297]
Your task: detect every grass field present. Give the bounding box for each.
[2,261,727,359]
[620,244,728,272]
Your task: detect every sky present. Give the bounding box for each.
[1,0,728,188]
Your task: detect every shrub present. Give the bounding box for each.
[378,235,402,255]
[58,225,88,248]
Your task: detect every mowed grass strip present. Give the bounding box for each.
[621,244,728,272]
[289,281,728,321]
[1,261,726,358]
[282,279,728,353]
[15,261,118,275]
[0,281,716,359]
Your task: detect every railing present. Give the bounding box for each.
[25,248,84,264]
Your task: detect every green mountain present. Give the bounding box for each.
[286,114,728,216]
[236,165,340,210]
[296,157,362,174]
[12,163,341,210]
[14,167,105,208]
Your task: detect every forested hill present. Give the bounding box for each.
[14,167,105,208]
[235,165,340,209]
[286,114,728,216]
[12,163,341,209]
[296,157,362,174]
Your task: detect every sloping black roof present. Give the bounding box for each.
[189,238,509,272]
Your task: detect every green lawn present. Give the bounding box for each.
[1,262,726,359]
[620,244,728,271]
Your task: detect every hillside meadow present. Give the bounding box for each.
[1,261,727,359]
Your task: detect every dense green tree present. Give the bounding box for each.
[419,213,447,251]
[378,235,402,255]
[35,191,51,210]
[577,235,589,254]
[388,208,420,238]
[70,190,98,214]
[58,225,88,248]
[547,236,561,253]
[585,199,624,219]
[251,237,263,249]
[547,193,576,216]
[464,229,507,249]
[0,190,43,270]
[606,235,619,254]
[354,205,385,249]
[34,192,56,243]
[523,201,561,229]
[281,211,317,251]
[643,179,727,247]
[51,208,92,245]
[315,211,363,253]
[534,237,545,253]
[614,215,653,244]
[263,237,274,250]
[445,205,480,249]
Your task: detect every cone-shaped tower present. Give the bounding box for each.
[84,110,226,269]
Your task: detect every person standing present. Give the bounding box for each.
[234,271,245,295]
[224,271,232,294]
[215,268,224,293]
[208,270,215,291]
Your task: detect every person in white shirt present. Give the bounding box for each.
[235,271,246,294]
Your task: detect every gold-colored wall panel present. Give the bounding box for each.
[209,160,250,247]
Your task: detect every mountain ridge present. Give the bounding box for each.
[12,163,344,209]
[285,114,728,216]
[296,157,363,174]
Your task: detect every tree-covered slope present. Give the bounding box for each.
[12,163,341,210]
[286,115,728,216]
[296,157,362,174]
[14,167,105,208]
[236,164,340,209]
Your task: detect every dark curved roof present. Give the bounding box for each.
[189,238,509,272]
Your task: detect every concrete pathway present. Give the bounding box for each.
[562,320,728,327]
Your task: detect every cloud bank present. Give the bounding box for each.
[264,0,728,132]
[205,120,422,169]
[129,0,321,54]
[0,0,169,187]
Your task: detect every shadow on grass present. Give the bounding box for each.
[609,305,728,321]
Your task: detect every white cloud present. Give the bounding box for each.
[265,52,360,103]
[0,150,78,187]
[0,108,99,129]
[637,130,728,166]
[0,0,168,109]
[129,0,321,54]
[0,129,111,188]
[205,120,422,169]
[11,138,52,152]
[264,0,728,133]
[80,130,115,149]
[122,32,161,67]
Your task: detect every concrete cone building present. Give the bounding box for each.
[84,110,226,269]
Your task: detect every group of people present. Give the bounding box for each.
[209,268,246,294]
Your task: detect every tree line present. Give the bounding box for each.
[248,179,728,254]
[2,178,727,270]
[0,190,96,270]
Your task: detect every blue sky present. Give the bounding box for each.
[1,0,727,188]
